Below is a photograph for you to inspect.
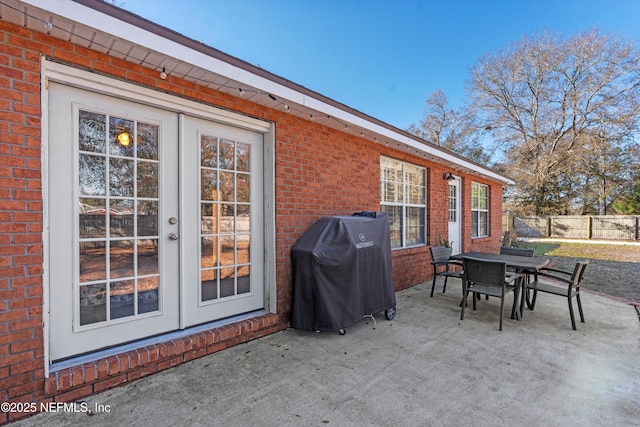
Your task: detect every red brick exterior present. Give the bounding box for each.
[0,20,504,423]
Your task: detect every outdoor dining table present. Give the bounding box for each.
[449,251,553,320]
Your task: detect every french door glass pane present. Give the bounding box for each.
[199,135,252,303]
[77,110,161,326]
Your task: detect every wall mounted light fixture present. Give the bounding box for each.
[443,172,455,181]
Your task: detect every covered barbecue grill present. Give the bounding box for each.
[291,212,396,333]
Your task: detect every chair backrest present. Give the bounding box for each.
[499,246,534,257]
[430,245,450,263]
[462,257,507,286]
[570,260,590,289]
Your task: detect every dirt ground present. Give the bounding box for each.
[521,241,640,304]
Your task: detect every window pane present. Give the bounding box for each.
[79,198,106,238]
[137,161,158,198]
[137,239,158,276]
[79,283,106,326]
[219,140,234,170]
[110,280,135,320]
[406,207,425,246]
[79,110,106,153]
[472,212,479,238]
[380,157,403,203]
[109,157,134,197]
[136,122,158,160]
[109,117,134,157]
[110,199,135,237]
[381,205,402,248]
[479,211,488,237]
[405,164,425,205]
[79,154,106,196]
[110,239,134,278]
[138,276,159,314]
[80,241,106,282]
[236,142,250,172]
[137,200,158,237]
[201,135,218,168]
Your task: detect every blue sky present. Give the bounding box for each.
[124,0,640,130]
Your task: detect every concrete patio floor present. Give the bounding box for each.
[16,281,640,426]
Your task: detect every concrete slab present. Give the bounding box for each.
[15,281,640,426]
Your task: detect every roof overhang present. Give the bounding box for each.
[2,0,513,185]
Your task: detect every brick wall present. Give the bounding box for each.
[0,20,505,423]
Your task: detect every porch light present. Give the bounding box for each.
[443,172,455,181]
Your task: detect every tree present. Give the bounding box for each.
[612,163,640,214]
[408,90,490,164]
[467,29,640,215]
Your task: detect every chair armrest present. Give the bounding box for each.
[432,261,462,267]
[535,271,572,285]
[539,267,571,276]
[505,273,523,284]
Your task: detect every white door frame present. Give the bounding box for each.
[41,59,276,375]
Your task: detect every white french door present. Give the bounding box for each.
[47,82,265,361]
[48,83,180,360]
[448,178,462,255]
[180,116,264,327]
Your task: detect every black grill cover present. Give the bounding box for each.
[291,213,395,332]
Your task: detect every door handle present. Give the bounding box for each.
[168,233,179,241]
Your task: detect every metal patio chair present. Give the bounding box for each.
[500,245,535,305]
[527,260,590,330]
[499,246,534,257]
[461,257,523,331]
[429,245,463,297]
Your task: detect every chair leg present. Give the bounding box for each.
[499,294,505,331]
[530,290,538,310]
[568,297,577,330]
[461,287,467,320]
[576,293,585,323]
[430,274,437,297]
[442,275,448,294]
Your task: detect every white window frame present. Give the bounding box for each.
[471,182,489,238]
[380,156,426,249]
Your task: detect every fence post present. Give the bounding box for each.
[547,216,551,237]
[588,216,593,240]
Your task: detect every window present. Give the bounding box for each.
[448,184,457,222]
[380,157,426,248]
[471,182,489,238]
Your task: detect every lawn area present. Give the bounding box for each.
[517,240,640,303]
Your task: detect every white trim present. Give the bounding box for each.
[40,58,50,378]
[178,113,186,330]
[264,125,277,313]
